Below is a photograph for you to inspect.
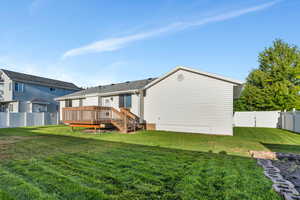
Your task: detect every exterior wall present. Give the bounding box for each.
[12,81,75,103]
[131,94,140,116]
[0,83,3,101]
[19,101,28,112]
[72,99,80,107]
[82,96,99,106]
[0,71,13,101]
[143,69,234,135]
[60,93,140,117]
[101,96,119,109]
[59,101,66,120]
[101,94,140,116]
[10,101,19,112]
[8,80,77,113]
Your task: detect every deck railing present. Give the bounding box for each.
[62,106,141,132]
[62,106,123,124]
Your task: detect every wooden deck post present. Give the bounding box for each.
[124,114,127,133]
[62,106,140,133]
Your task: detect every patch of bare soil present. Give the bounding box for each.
[249,150,277,159]
[0,136,45,159]
[0,136,43,144]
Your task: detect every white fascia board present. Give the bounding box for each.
[55,89,139,101]
[54,96,85,101]
[91,89,139,97]
[144,66,244,90]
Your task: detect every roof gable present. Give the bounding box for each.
[144,66,243,90]
[1,69,81,90]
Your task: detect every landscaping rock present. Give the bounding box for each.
[257,158,300,200]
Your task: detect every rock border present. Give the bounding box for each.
[257,159,300,200]
[276,152,300,161]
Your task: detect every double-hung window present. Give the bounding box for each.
[14,82,24,92]
[65,99,72,107]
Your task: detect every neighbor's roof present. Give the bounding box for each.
[1,69,81,90]
[55,78,156,100]
[30,98,50,104]
[144,66,244,90]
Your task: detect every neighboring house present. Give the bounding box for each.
[0,69,81,113]
[56,66,243,135]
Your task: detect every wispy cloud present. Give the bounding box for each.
[0,55,126,87]
[29,0,48,15]
[62,1,280,58]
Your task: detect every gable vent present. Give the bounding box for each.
[177,74,184,82]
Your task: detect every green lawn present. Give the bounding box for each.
[0,126,296,199]
[20,125,300,156]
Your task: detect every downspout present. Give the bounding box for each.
[138,89,145,123]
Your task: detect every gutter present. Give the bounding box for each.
[55,89,139,101]
[9,78,81,91]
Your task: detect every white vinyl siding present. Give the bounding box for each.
[72,99,80,107]
[143,69,234,135]
[82,96,99,106]
[102,94,139,116]
[59,101,66,120]
[131,94,139,116]
[75,94,140,116]
[102,96,119,109]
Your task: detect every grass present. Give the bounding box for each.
[0,126,295,199]
[20,125,300,156]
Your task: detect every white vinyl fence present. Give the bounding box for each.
[280,111,300,133]
[0,112,59,128]
[233,111,281,128]
[234,111,300,133]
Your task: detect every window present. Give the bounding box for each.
[79,99,83,107]
[65,99,72,107]
[119,94,132,108]
[14,82,24,92]
[50,87,56,92]
[124,94,132,108]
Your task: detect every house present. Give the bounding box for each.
[56,66,243,135]
[0,69,81,113]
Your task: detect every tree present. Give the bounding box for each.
[235,39,300,111]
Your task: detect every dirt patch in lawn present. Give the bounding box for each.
[0,136,43,144]
[0,136,45,159]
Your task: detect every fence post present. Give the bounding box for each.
[24,112,27,127]
[293,109,296,132]
[56,112,59,125]
[254,111,256,127]
[280,112,283,129]
[6,112,10,127]
[42,112,45,126]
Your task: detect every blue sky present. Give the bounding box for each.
[0,0,299,87]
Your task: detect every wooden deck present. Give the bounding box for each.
[62,106,140,132]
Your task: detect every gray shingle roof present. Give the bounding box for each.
[57,78,156,100]
[1,69,81,90]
